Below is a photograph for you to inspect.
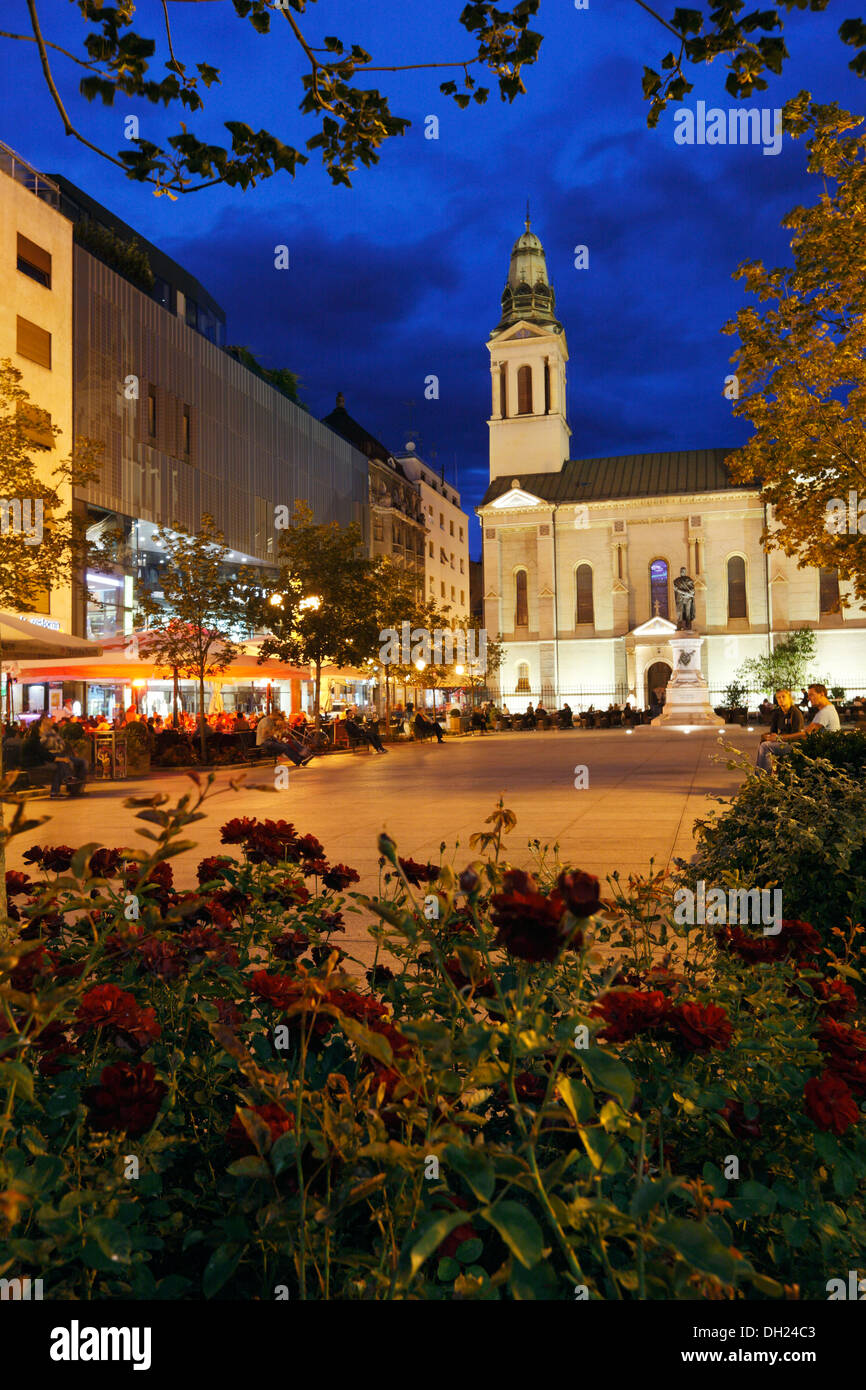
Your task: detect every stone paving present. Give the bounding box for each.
[7,725,756,960]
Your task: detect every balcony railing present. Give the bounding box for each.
[0,140,61,207]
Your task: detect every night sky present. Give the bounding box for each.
[2,1,862,557]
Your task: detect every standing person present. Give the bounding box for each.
[756,685,838,772]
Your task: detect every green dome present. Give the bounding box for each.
[494,215,562,335]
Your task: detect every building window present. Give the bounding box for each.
[499,365,507,418]
[441,581,446,597]
[516,661,530,693]
[514,569,529,627]
[450,553,455,567]
[819,568,841,615]
[373,515,384,542]
[460,559,464,573]
[451,586,456,601]
[695,539,701,573]
[428,541,434,557]
[517,364,533,415]
[575,563,594,626]
[182,405,191,456]
[16,401,52,447]
[440,512,444,529]
[16,316,51,369]
[147,390,157,438]
[650,559,669,619]
[617,546,623,580]
[450,520,454,535]
[460,590,464,604]
[727,555,747,620]
[459,526,464,541]
[544,360,551,414]
[17,234,51,288]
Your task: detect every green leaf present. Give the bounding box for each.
[409,1212,470,1278]
[227,1156,270,1180]
[577,1046,634,1110]
[202,1242,243,1299]
[86,1217,132,1265]
[480,1200,544,1269]
[437,1256,459,1281]
[654,1218,742,1283]
[0,1060,35,1103]
[443,1144,495,1202]
[456,1237,484,1263]
[578,1125,624,1175]
[555,1075,592,1124]
[337,1016,394,1067]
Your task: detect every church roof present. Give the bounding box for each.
[321,393,409,476]
[494,215,563,335]
[480,447,754,507]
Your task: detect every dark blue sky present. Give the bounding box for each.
[2,1,862,556]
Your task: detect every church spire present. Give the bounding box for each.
[493,211,563,335]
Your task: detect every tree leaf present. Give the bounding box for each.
[577,1045,635,1109]
[480,1200,544,1268]
[408,1212,471,1278]
[202,1242,243,1299]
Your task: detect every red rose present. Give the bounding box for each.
[76,983,161,1050]
[302,859,330,878]
[814,979,858,1018]
[9,943,55,992]
[668,1002,733,1052]
[326,988,389,1026]
[89,848,123,878]
[491,875,568,962]
[398,857,441,887]
[777,919,822,960]
[38,846,76,873]
[804,1070,861,1136]
[557,869,602,919]
[220,817,258,845]
[227,1102,295,1155]
[84,1061,168,1137]
[5,871,33,897]
[272,929,310,962]
[817,1019,866,1093]
[216,999,244,1029]
[323,864,360,892]
[592,989,670,1042]
[715,925,781,964]
[135,936,185,980]
[719,1099,762,1140]
[249,969,299,1009]
[196,856,235,885]
[295,833,326,862]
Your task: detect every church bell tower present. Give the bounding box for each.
[487,213,571,483]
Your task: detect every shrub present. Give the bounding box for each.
[685,750,866,940]
[1,787,864,1300]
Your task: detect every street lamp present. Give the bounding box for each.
[300,595,321,612]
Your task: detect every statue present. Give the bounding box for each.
[673,567,696,630]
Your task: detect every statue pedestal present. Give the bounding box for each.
[651,633,724,729]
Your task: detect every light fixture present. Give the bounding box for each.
[300,595,321,611]
[415,660,426,671]
[269,593,284,607]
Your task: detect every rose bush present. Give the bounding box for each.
[0,782,864,1300]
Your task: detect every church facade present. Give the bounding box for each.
[477,222,866,710]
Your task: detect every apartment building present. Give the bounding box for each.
[394,445,471,619]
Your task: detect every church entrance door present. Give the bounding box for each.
[646,661,672,709]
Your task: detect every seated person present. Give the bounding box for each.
[756,685,834,772]
[521,703,537,730]
[256,712,311,767]
[34,718,88,797]
[557,703,574,728]
[414,710,445,743]
[345,709,387,753]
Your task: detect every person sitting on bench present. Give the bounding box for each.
[34,717,88,797]
[345,710,387,753]
[256,711,312,767]
[414,710,445,743]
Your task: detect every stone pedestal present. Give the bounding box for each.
[651,633,724,728]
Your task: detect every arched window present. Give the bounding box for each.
[649,559,669,619]
[819,568,841,615]
[575,563,594,626]
[516,662,530,694]
[517,364,533,415]
[727,556,747,620]
[514,569,529,627]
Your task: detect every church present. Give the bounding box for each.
[477,220,866,711]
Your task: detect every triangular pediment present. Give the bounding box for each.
[490,487,545,510]
[539,585,555,598]
[611,578,628,595]
[494,320,551,343]
[631,616,678,637]
[483,588,500,600]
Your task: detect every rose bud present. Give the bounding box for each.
[557,870,602,918]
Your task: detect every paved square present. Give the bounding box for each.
[6,726,755,959]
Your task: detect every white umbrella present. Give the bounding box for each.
[0,613,102,661]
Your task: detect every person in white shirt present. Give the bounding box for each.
[756,682,840,774]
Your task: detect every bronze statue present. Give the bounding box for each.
[673,567,696,630]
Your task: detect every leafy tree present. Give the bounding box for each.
[249,502,379,728]
[723,101,866,604]
[10,1,861,196]
[736,627,818,695]
[136,515,242,763]
[0,360,101,926]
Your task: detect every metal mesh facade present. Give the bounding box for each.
[73,248,369,556]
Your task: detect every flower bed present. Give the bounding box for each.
[1,786,864,1300]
